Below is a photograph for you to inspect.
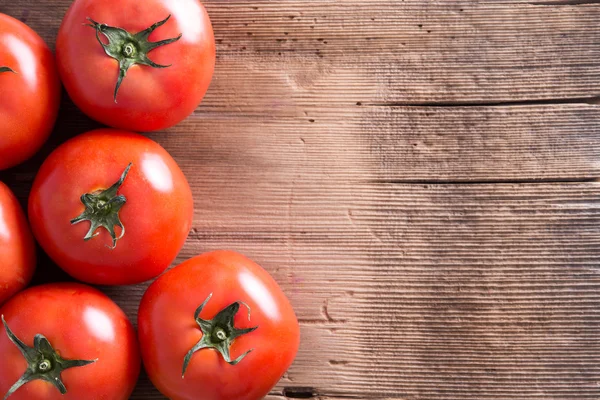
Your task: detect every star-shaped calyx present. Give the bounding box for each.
[0,67,15,74]
[70,163,132,249]
[86,14,182,102]
[182,294,258,378]
[1,316,97,400]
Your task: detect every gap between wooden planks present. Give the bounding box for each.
[0,0,599,399]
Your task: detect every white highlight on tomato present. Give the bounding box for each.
[0,206,9,240]
[4,34,37,89]
[240,271,280,321]
[84,307,115,342]
[163,0,205,43]
[0,207,10,240]
[141,153,174,193]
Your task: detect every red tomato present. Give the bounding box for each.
[0,13,60,170]
[28,129,194,285]
[0,283,139,400]
[56,0,215,132]
[0,182,35,305]
[138,251,300,400]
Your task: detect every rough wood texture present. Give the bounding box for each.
[0,0,599,399]
[102,181,600,399]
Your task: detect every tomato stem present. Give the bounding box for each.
[181,293,258,378]
[85,15,182,102]
[1,316,97,399]
[0,67,15,74]
[70,163,132,249]
[214,328,227,341]
[37,359,52,372]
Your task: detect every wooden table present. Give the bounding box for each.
[2,1,599,399]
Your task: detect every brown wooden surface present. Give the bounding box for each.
[1,0,600,399]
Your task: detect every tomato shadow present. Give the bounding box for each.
[0,88,102,206]
[0,90,102,285]
[30,245,73,285]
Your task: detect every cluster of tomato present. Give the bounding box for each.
[0,0,300,399]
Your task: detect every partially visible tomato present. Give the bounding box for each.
[0,13,60,170]
[28,129,194,285]
[56,0,215,132]
[0,182,35,305]
[138,250,300,400]
[0,283,140,400]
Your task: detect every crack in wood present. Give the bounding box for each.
[369,177,599,185]
[282,387,317,399]
[278,389,365,400]
[364,96,600,108]
[529,0,600,5]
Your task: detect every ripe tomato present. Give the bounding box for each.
[0,182,35,305]
[28,129,194,285]
[0,283,140,400]
[138,251,300,400]
[56,0,215,132]
[0,13,60,170]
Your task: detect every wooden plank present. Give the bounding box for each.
[265,396,354,400]
[164,105,600,182]
[3,1,600,106]
[3,103,600,186]
[97,181,600,399]
[202,0,600,107]
[266,396,362,400]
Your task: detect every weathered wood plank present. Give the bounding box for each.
[165,105,600,182]
[3,104,600,186]
[3,1,600,105]
[97,181,600,399]
[202,0,600,107]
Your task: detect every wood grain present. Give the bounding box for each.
[203,0,600,106]
[98,181,600,399]
[5,103,600,184]
[0,0,598,399]
[163,105,600,182]
[3,0,600,105]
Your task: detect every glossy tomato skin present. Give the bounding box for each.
[0,14,60,170]
[28,129,194,285]
[0,283,140,400]
[56,0,215,132]
[0,182,35,305]
[138,251,300,400]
